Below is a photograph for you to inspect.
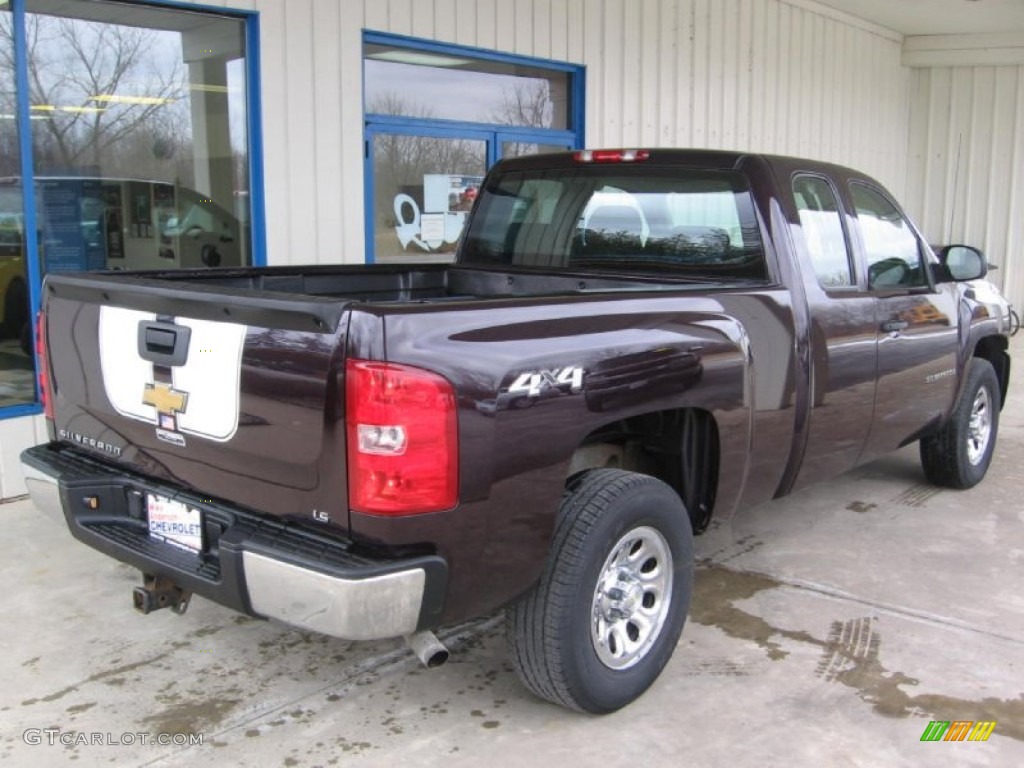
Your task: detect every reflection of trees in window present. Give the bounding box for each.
[492,81,555,158]
[0,14,190,181]
[0,11,19,178]
[369,93,484,226]
[492,81,553,128]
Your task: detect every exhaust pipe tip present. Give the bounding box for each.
[405,630,450,669]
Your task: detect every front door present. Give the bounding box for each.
[849,183,959,460]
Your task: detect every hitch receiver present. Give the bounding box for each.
[133,574,192,615]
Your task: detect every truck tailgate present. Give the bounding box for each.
[42,273,350,532]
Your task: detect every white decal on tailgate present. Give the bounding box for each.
[99,306,247,443]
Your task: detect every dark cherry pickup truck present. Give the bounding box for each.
[22,150,1012,713]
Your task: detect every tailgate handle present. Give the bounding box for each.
[138,321,191,367]
[880,320,909,334]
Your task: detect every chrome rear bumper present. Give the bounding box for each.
[20,446,446,641]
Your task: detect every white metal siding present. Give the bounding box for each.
[193,0,912,267]
[905,65,1024,307]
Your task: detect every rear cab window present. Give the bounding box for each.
[461,165,768,282]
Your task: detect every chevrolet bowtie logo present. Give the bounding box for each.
[142,383,189,416]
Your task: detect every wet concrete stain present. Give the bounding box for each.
[334,736,375,754]
[690,564,816,660]
[846,501,878,514]
[893,484,943,508]
[190,625,225,638]
[702,535,765,565]
[20,652,171,705]
[691,564,1024,741]
[139,694,240,735]
[682,658,750,677]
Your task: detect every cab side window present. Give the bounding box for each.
[793,175,853,288]
[850,183,926,289]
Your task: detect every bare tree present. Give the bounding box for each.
[0,13,190,178]
[0,17,22,177]
[490,80,558,158]
[491,80,554,129]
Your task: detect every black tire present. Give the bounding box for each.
[920,358,1001,489]
[507,469,694,713]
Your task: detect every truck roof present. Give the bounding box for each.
[492,148,877,186]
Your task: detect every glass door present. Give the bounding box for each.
[368,129,486,264]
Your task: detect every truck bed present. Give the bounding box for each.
[131,263,764,306]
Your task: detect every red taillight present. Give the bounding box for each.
[574,149,650,163]
[35,311,54,420]
[345,360,458,515]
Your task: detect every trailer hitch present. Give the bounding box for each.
[132,574,192,615]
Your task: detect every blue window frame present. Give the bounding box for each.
[363,31,585,263]
[1,0,266,420]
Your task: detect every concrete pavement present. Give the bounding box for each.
[3,338,1023,767]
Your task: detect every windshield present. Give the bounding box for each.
[460,165,767,280]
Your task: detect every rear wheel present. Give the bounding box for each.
[920,358,1001,489]
[507,469,694,713]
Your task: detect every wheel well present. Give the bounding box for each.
[974,335,1010,409]
[567,408,720,533]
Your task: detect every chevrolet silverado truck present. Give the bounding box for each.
[21,150,1012,713]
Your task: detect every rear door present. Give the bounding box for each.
[787,173,877,491]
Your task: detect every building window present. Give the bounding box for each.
[0,0,264,418]
[0,2,34,409]
[363,32,584,263]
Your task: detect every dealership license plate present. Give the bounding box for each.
[146,494,203,554]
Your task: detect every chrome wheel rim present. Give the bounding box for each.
[591,526,673,670]
[967,386,992,466]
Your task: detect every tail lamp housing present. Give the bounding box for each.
[36,311,54,420]
[345,359,458,515]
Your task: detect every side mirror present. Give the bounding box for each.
[937,244,987,281]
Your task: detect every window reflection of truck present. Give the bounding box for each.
[0,178,243,273]
[93,180,243,270]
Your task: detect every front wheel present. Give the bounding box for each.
[920,358,1001,489]
[507,469,694,713]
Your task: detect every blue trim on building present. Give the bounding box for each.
[0,402,43,419]
[11,0,42,412]
[364,30,582,75]
[245,12,268,267]
[362,30,586,263]
[113,0,251,15]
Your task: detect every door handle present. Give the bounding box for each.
[880,320,909,333]
[137,321,191,367]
